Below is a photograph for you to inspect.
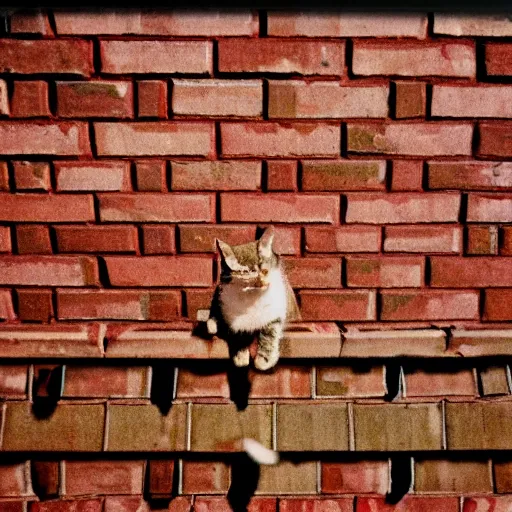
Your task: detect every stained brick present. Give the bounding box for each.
[0,365,27,398]
[257,462,318,494]
[479,366,510,395]
[357,497,459,512]
[0,80,8,115]
[300,290,376,321]
[250,365,311,398]
[322,461,388,494]
[0,462,33,497]
[282,257,341,288]
[486,43,512,76]
[54,225,137,253]
[181,461,230,494]
[135,160,166,192]
[503,227,512,255]
[467,225,499,255]
[11,81,50,117]
[272,226,302,255]
[484,289,512,321]
[104,497,150,512]
[16,225,52,254]
[384,226,461,253]
[395,82,426,119]
[10,9,53,35]
[404,368,477,397]
[280,499,352,512]
[176,369,229,398]
[434,14,512,36]
[147,460,174,499]
[141,225,176,254]
[463,497,512,512]
[17,289,53,322]
[478,123,512,158]
[179,224,256,252]
[305,226,381,253]
[137,80,167,118]
[391,160,423,191]
[30,499,103,512]
[13,161,51,191]
[0,162,9,191]
[31,461,59,499]
[495,461,512,492]
[467,193,512,222]
[267,160,297,191]
[316,365,386,397]
[449,330,512,357]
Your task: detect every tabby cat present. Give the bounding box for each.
[206,226,300,371]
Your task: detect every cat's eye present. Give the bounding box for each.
[261,269,269,276]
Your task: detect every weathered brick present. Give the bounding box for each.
[101,40,212,74]
[0,80,9,115]
[346,256,424,288]
[17,289,53,322]
[271,226,301,255]
[467,225,499,255]
[221,122,340,158]
[0,461,33,497]
[495,461,512,492]
[434,14,512,36]
[354,403,443,451]
[280,499,352,512]
[463,497,512,512]
[135,160,166,192]
[302,160,386,191]
[55,10,257,36]
[282,257,341,288]
[486,43,512,76]
[54,225,137,253]
[484,289,512,321]
[503,227,512,255]
[432,85,512,118]
[63,461,144,496]
[0,162,9,192]
[0,122,90,155]
[185,289,215,321]
[257,462,318,494]
[267,12,427,37]
[431,256,512,287]
[0,365,28,398]
[11,81,50,117]
[357,497,459,512]
[467,193,512,222]
[322,461,388,494]
[306,226,381,253]
[0,39,92,75]
[347,123,472,156]
[10,9,53,34]
[0,290,16,320]
[384,225,461,253]
[181,461,230,494]
[316,365,386,398]
[250,365,311,398]
[280,324,342,359]
[395,82,426,119]
[137,80,167,118]
[172,161,261,190]
[218,39,345,75]
[478,123,512,158]
[346,192,461,224]
[13,161,50,191]
[221,193,339,223]
[16,225,52,254]
[141,225,176,255]
[267,160,297,191]
[391,160,423,191]
[104,497,150,512]
[353,41,476,77]
[300,290,376,321]
[0,256,99,286]
[173,79,262,117]
[176,369,229,398]
[404,368,477,397]
[269,81,388,118]
[381,290,480,321]
[57,289,181,320]
[179,224,256,252]
[57,81,133,118]
[99,193,214,222]
[479,366,509,395]
[55,161,131,191]
[147,460,174,499]
[0,227,11,253]
[95,122,214,157]
[449,330,512,357]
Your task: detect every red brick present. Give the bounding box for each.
[104,256,212,287]
[431,256,512,287]
[56,161,131,191]
[302,160,386,191]
[181,461,230,494]
[463,497,512,512]
[0,162,9,191]
[173,79,262,117]
[63,365,149,398]
[95,122,214,157]
[101,40,212,74]
[269,81,388,118]
[306,226,381,253]
[222,122,340,158]
[168,497,192,512]
[429,161,512,190]
[0,461,33,497]
[13,161,50,191]
[63,461,144,496]
[0,121,90,155]
[494,462,512,492]
[0,365,28,398]
[434,14,512,36]
[0,503,28,512]
[218,39,345,75]
[147,460,174,499]
[104,497,151,512]
[384,225,462,253]
[467,193,512,222]
[484,289,512,320]
[250,365,311,398]
[11,81,50,117]
[0,289,15,320]
[381,290,480,320]
[316,365,386,397]
[10,9,53,34]
[267,12,427,37]
[391,160,423,191]
[99,193,214,222]
[16,225,52,254]
[467,225,499,255]
[176,369,229,398]
[433,85,512,118]
[30,501,103,512]
[0,80,8,115]
[0,256,98,286]
[404,368,477,397]
[346,192,460,224]
[135,161,166,192]
[17,289,53,322]
[347,256,424,288]
[353,41,475,77]
[137,80,167,118]
[195,497,274,512]
[282,257,341,288]
[300,290,376,321]
[357,497,459,512]
[267,160,297,191]
[221,193,339,223]
[57,81,133,118]
[347,122,472,156]
[185,288,215,320]
[179,224,256,252]
[486,43,512,76]
[55,225,137,253]
[57,289,181,320]
[322,461,388,494]
[271,226,301,255]
[395,82,426,119]
[0,227,11,253]
[478,123,512,158]
[172,161,261,190]
[280,499,352,512]
[54,10,257,36]
[0,194,94,222]
[503,227,512,255]
[141,225,175,255]
[0,39,92,75]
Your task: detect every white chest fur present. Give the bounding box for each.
[219,268,288,333]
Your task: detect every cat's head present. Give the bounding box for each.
[216,226,278,291]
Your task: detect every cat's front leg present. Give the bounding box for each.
[255,319,283,371]
[232,346,250,367]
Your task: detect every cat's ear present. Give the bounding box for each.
[258,226,275,259]
[216,239,238,269]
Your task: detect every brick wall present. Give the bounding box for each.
[0,8,512,512]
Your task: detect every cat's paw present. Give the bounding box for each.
[206,318,218,335]
[254,353,279,371]
[232,347,250,367]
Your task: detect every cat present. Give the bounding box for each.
[206,226,301,371]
